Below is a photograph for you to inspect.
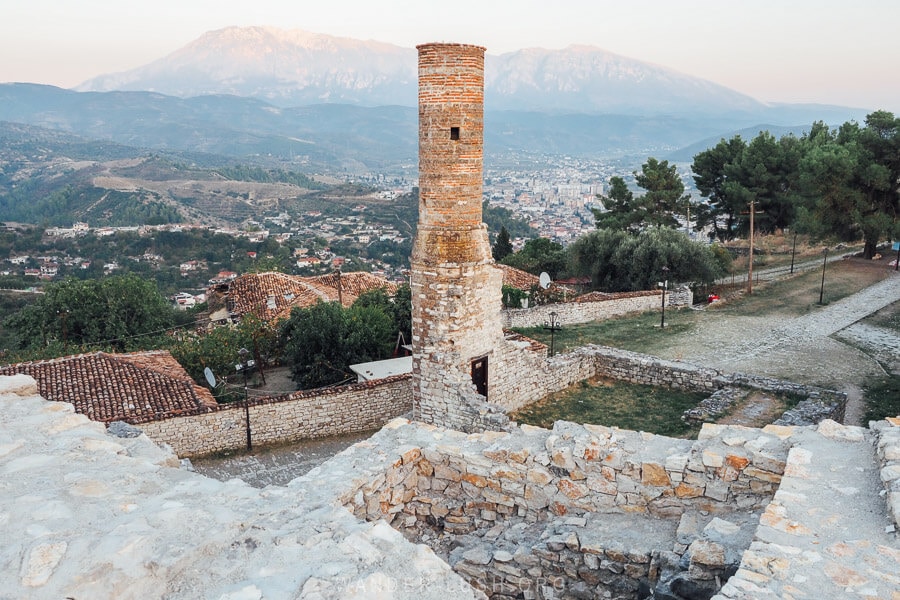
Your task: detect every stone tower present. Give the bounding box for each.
[410,43,506,430]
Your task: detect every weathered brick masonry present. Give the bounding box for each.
[411,43,510,431]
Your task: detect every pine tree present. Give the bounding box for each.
[492,226,513,261]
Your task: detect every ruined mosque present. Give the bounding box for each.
[1,43,898,600]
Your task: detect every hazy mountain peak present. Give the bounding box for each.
[76,25,764,115]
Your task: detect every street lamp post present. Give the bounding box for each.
[543,311,561,357]
[818,248,828,305]
[237,347,252,451]
[659,266,670,328]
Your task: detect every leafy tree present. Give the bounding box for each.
[721,131,799,235]
[352,284,412,346]
[4,274,177,355]
[501,237,568,279]
[279,301,394,389]
[168,313,279,394]
[795,122,859,241]
[492,226,514,261]
[390,283,412,345]
[501,284,528,309]
[568,227,728,292]
[482,200,534,240]
[854,111,900,257]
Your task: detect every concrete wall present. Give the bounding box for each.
[139,375,412,457]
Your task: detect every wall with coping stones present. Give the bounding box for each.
[135,342,844,457]
[138,375,412,457]
[502,287,693,330]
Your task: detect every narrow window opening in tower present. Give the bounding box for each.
[450,127,460,140]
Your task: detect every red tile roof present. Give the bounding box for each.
[225,271,342,321]
[0,351,217,424]
[495,264,540,291]
[305,271,399,303]
[223,271,399,323]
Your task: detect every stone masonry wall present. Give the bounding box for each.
[488,340,597,414]
[346,420,791,598]
[503,286,693,330]
[348,421,788,527]
[138,375,412,457]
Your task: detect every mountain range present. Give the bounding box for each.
[0,26,875,171]
[77,26,771,117]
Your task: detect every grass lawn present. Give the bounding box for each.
[515,259,894,354]
[864,376,900,423]
[510,378,706,439]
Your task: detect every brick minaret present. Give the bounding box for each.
[410,43,505,429]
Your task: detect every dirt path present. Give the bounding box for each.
[653,271,900,425]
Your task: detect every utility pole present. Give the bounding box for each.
[747,200,755,294]
[790,231,798,274]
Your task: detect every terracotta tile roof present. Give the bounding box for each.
[304,271,398,304]
[224,271,399,323]
[0,351,217,424]
[495,264,540,291]
[225,272,342,321]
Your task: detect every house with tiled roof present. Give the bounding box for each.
[305,271,399,303]
[218,271,341,322]
[0,351,217,424]
[494,264,540,291]
[210,271,400,325]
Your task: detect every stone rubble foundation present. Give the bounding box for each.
[3,374,897,599]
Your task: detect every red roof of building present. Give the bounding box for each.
[0,350,217,424]
[221,271,399,323]
[305,271,399,302]
[495,264,540,291]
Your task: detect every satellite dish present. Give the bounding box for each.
[203,367,217,389]
[539,272,551,289]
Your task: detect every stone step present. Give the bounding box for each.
[714,421,900,599]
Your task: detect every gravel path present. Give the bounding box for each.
[654,271,900,425]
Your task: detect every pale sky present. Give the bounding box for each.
[2,0,898,112]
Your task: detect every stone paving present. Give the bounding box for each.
[659,271,900,413]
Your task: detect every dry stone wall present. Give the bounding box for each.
[138,375,412,457]
[345,420,792,599]
[503,287,692,330]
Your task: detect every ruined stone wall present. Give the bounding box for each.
[502,286,693,329]
[346,421,790,599]
[348,421,787,527]
[138,375,412,457]
[590,346,723,392]
[487,341,596,414]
